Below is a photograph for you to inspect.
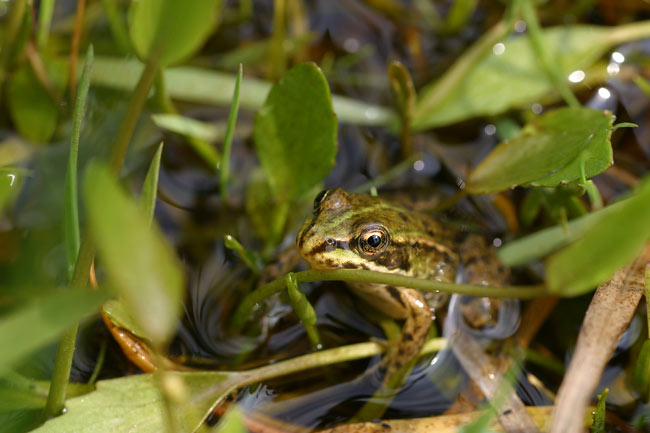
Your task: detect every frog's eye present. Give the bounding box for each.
[358,225,389,256]
[313,189,330,210]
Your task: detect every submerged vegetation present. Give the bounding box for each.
[1,0,650,432]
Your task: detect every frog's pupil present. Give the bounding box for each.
[367,234,382,248]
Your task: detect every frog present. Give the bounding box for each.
[296,188,508,385]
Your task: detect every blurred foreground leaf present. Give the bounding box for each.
[253,62,337,201]
[7,58,67,142]
[84,163,184,345]
[0,288,108,374]
[88,56,395,126]
[33,372,232,433]
[413,22,650,129]
[546,179,650,295]
[129,0,221,67]
[467,108,614,194]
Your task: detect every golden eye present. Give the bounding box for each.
[357,225,389,256]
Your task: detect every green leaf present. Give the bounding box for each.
[413,22,650,129]
[0,288,108,374]
[467,108,614,194]
[634,340,650,402]
[152,113,224,142]
[101,299,148,340]
[128,0,221,67]
[64,46,94,280]
[214,408,247,433]
[7,58,67,143]
[546,179,650,295]
[83,163,184,345]
[498,192,617,267]
[32,372,234,433]
[220,63,243,203]
[253,63,338,201]
[141,143,163,226]
[89,56,395,126]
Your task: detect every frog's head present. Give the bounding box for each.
[296,189,413,273]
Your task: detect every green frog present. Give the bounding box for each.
[296,188,508,385]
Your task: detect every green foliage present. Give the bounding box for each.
[33,373,233,433]
[128,0,222,67]
[83,163,184,345]
[64,46,94,279]
[413,23,650,130]
[89,56,395,126]
[140,143,164,225]
[546,179,650,295]
[467,107,615,194]
[0,288,108,374]
[498,199,624,267]
[220,63,243,202]
[7,58,67,143]
[634,340,650,402]
[254,63,338,202]
[590,388,608,433]
[214,408,248,433]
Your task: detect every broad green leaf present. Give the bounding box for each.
[0,288,108,374]
[498,199,624,266]
[413,22,650,129]
[141,143,163,225]
[7,58,67,143]
[466,108,614,194]
[546,179,650,295]
[253,63,337,201]
[64,46,94,279]
[83,163,184,345]
[128,0,221,67]
[33,372,233,433]
[88,56,395,126]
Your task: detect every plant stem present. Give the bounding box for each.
[43,324,79,418]
[230,269,547,328]
[109,58,160,173]
[240,337,446,390]
[44,55,159,419]
[520,0,580,108]
[68,0,87,101]
[608,20,650,47]
[36,0,55,50]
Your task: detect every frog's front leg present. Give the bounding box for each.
[352,283,432,386]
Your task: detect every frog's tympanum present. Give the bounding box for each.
[296,188,507,385]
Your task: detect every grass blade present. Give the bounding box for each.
[220,63,242,203]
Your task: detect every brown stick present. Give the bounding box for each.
[550,242,650,433]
